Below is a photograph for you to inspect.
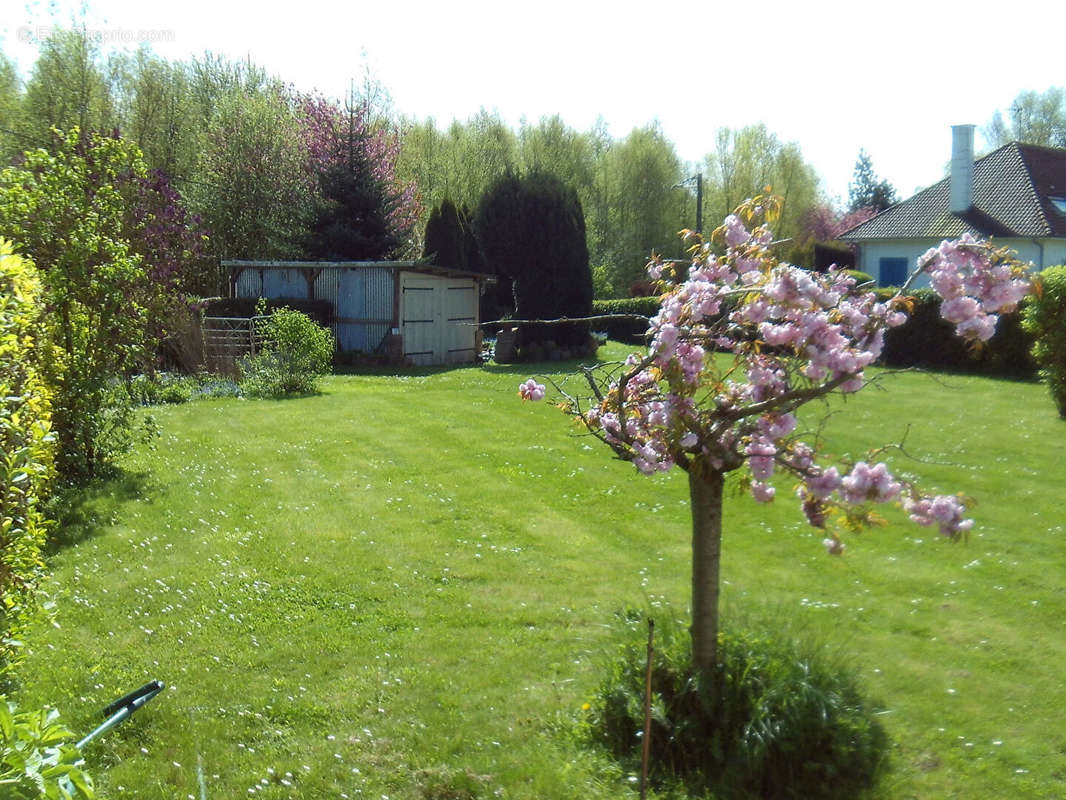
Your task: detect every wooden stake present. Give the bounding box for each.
[641,618,654,800]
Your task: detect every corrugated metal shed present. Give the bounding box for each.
[222,260,488,365]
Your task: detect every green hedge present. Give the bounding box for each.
[591,296,661,343]
[875,288,1035,376]
[203,297,333,327]
[0,241,54,683]
[1022,265,1066,416]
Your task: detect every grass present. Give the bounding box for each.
[15,343,1066,798]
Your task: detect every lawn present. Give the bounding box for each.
[17,344,1066,798]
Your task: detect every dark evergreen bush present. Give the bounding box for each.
[473,171,592,351]
[876,288,1035,376]
[594,612,888,799]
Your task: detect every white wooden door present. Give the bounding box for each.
[400,274,478,365]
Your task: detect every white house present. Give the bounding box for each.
[839,126,1066,285]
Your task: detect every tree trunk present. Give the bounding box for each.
[689,468,724,672]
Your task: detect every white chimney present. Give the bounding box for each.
[950,124,975,214]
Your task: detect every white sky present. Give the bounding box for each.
[2,0,1061,206]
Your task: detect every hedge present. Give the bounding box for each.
[203,297,333,327]
[0,241,54,683]
[591,296,661,343]
[1022,265,1066,416]
[875,288,1035,376]
[590,289,1035,377]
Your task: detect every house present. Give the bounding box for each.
[839,126,1066,285]
[220,260,489,366]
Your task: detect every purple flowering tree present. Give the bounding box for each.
[522,195,1032,670]
[291,90,420,254]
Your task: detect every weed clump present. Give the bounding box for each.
[592,611,887,799]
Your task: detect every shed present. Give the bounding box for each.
[221,260,488,366]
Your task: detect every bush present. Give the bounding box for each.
[0,699,95,798]
[240,307,335,397]
[0,241,54,684]
[876,288,1035,376]
[591,297,661,344]
[1022,264,1066,417]
[844,269,874,286]
[593,611,887,799]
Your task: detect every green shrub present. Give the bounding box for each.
[1022,265,1066,417]
[591,297,661,343]
[240,307,335,397]
[0,241,54,683]
[876,288,1035,376]
[593,611,887,799]
[844,269,874,286]
[0,699,95,798]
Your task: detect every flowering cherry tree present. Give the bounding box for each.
[521,195,1032,670]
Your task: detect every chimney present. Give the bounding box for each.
[950,124,975,214]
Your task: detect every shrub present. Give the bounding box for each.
[0,129,159,484]
[844,269,874,286]
[0,241,54,684]
[1022,264,1066,417]
[876,288,1035,376]
[240,307,335,397]
[0,699,95,798]
[591,297,661,344]
[593,611,887,799]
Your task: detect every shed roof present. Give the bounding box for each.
[839,142,1066,241]
[220,260,495,282]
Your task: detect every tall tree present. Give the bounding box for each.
[847,149,897,213]
[18,27,117,144]
[984,87,1066,149]
[112,48,194,178]
[598,123,687,298]
[704,124,822,258]
[474,171,592,347]
[298,90,415,260]
[0,54,23,162]
[189,87,308,264]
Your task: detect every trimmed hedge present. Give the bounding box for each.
[590,290,1035,377]
[591,296,661,343]
[203,297,333,327]
[876,288,1035,376]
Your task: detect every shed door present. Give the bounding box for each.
[401,275,478,366]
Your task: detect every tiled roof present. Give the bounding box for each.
[839,142,1066,241]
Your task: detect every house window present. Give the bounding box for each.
[878,257,908,287]
[1050,196,1066,215]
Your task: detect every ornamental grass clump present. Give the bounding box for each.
[594,612,887,799]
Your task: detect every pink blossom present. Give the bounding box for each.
[751,482,776,503]
[519,379,546,401]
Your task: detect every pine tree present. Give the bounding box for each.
[848,149,897,213]
[303,97,399,260]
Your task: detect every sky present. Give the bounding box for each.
[2,0,1062,207]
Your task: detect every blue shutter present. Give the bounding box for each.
[878,257,908,287]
